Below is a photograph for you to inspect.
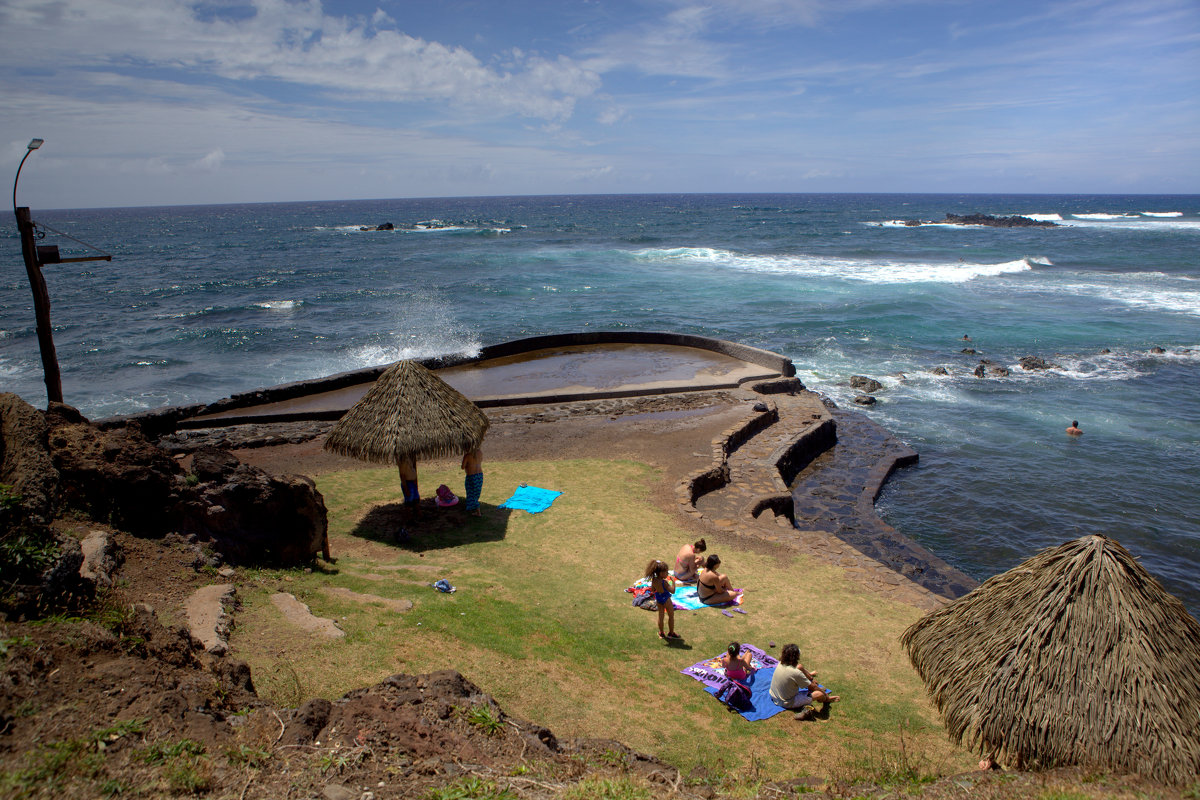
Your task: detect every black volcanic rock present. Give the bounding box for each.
[902,213,1057,228]
[944,213,1057,228]
[850,375,884,393]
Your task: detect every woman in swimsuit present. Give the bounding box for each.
[674,538,706,583]
[644,560,681,640]
[696,554,742,606]
[720,641,754,681]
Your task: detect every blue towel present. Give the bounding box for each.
[703,667,787,722]
[499,485,562,513]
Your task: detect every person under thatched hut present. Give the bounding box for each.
[901,534,1200,785]
[461,447,483,516]
[398,455,420,514]
[323,360,489,528]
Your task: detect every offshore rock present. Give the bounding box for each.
[849,375,884,393]
[945,213,1057,227]
[902,213,1056,227]
[1019,355,1060,371]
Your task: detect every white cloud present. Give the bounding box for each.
[194,149,226,171]
[0,0,600,121]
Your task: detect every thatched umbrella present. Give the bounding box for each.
[323,360,488,465]
[901,535,1200,785]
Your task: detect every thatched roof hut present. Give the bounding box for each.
[901,535,1200,785]
[323,360,488,465]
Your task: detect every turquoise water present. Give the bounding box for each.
[3,194,1197,609]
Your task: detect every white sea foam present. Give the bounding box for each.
[254,300,302,311]
[631,247,1034,284]
[340,288,483,369]
[1024,214,1063,222]
[1141,211,1183,218]
[1053,276,1200,317]
[1057,216,1200,232]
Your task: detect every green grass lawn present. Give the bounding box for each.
[228,457,976,786]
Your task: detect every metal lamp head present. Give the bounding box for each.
[27,138,44,151]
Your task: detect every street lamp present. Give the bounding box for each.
[12,138,43,212]
[13,138,65,404]
[13,140,113,406]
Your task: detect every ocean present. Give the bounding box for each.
[3,193,1197,611]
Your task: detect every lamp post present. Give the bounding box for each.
[13,137,63,404]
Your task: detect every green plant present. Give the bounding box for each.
[0,730,114,797]
[0,634,34,659]
[425,776,518,800]
[226,744,272,768]
[594,747,628,768]
[316,746,368,776]
[92,718,147,750]
[142,738,205,766]
[184,473,200,487]
[561,776,650,800]
[461,703,505,736]
[100,778,128,796]
[165,758,213,794]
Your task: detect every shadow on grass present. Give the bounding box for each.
[351,499,513,552]
[664,638,694,651]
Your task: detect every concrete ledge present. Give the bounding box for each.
[99,331,797,435]
[774,418,837,487]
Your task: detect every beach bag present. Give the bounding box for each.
[715,677,751,708]
[435,484,459,507]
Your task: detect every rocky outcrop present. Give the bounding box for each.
[46,403,187,536]
[904,213,1057,228]
[850,375,884,393]
[1019,355,1060,371]
[183,447,328,564]
[0,392,58,530]
[1,396,329,575]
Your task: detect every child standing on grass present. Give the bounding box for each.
[645,560,681,640]
[461,447,484,516]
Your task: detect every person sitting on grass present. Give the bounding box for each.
[769,643,840,721]
[696,554,742,606]
[645,559,681,640]
[719,641,754,681]
[674,538,706,582]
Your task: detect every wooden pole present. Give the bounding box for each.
[15,206,63,404]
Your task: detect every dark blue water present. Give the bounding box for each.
[3,194,1197,610]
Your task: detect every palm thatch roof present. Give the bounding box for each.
[323,360,488,465]
[901,535,1200,785]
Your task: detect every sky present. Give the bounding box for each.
[2,0,1198,209]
